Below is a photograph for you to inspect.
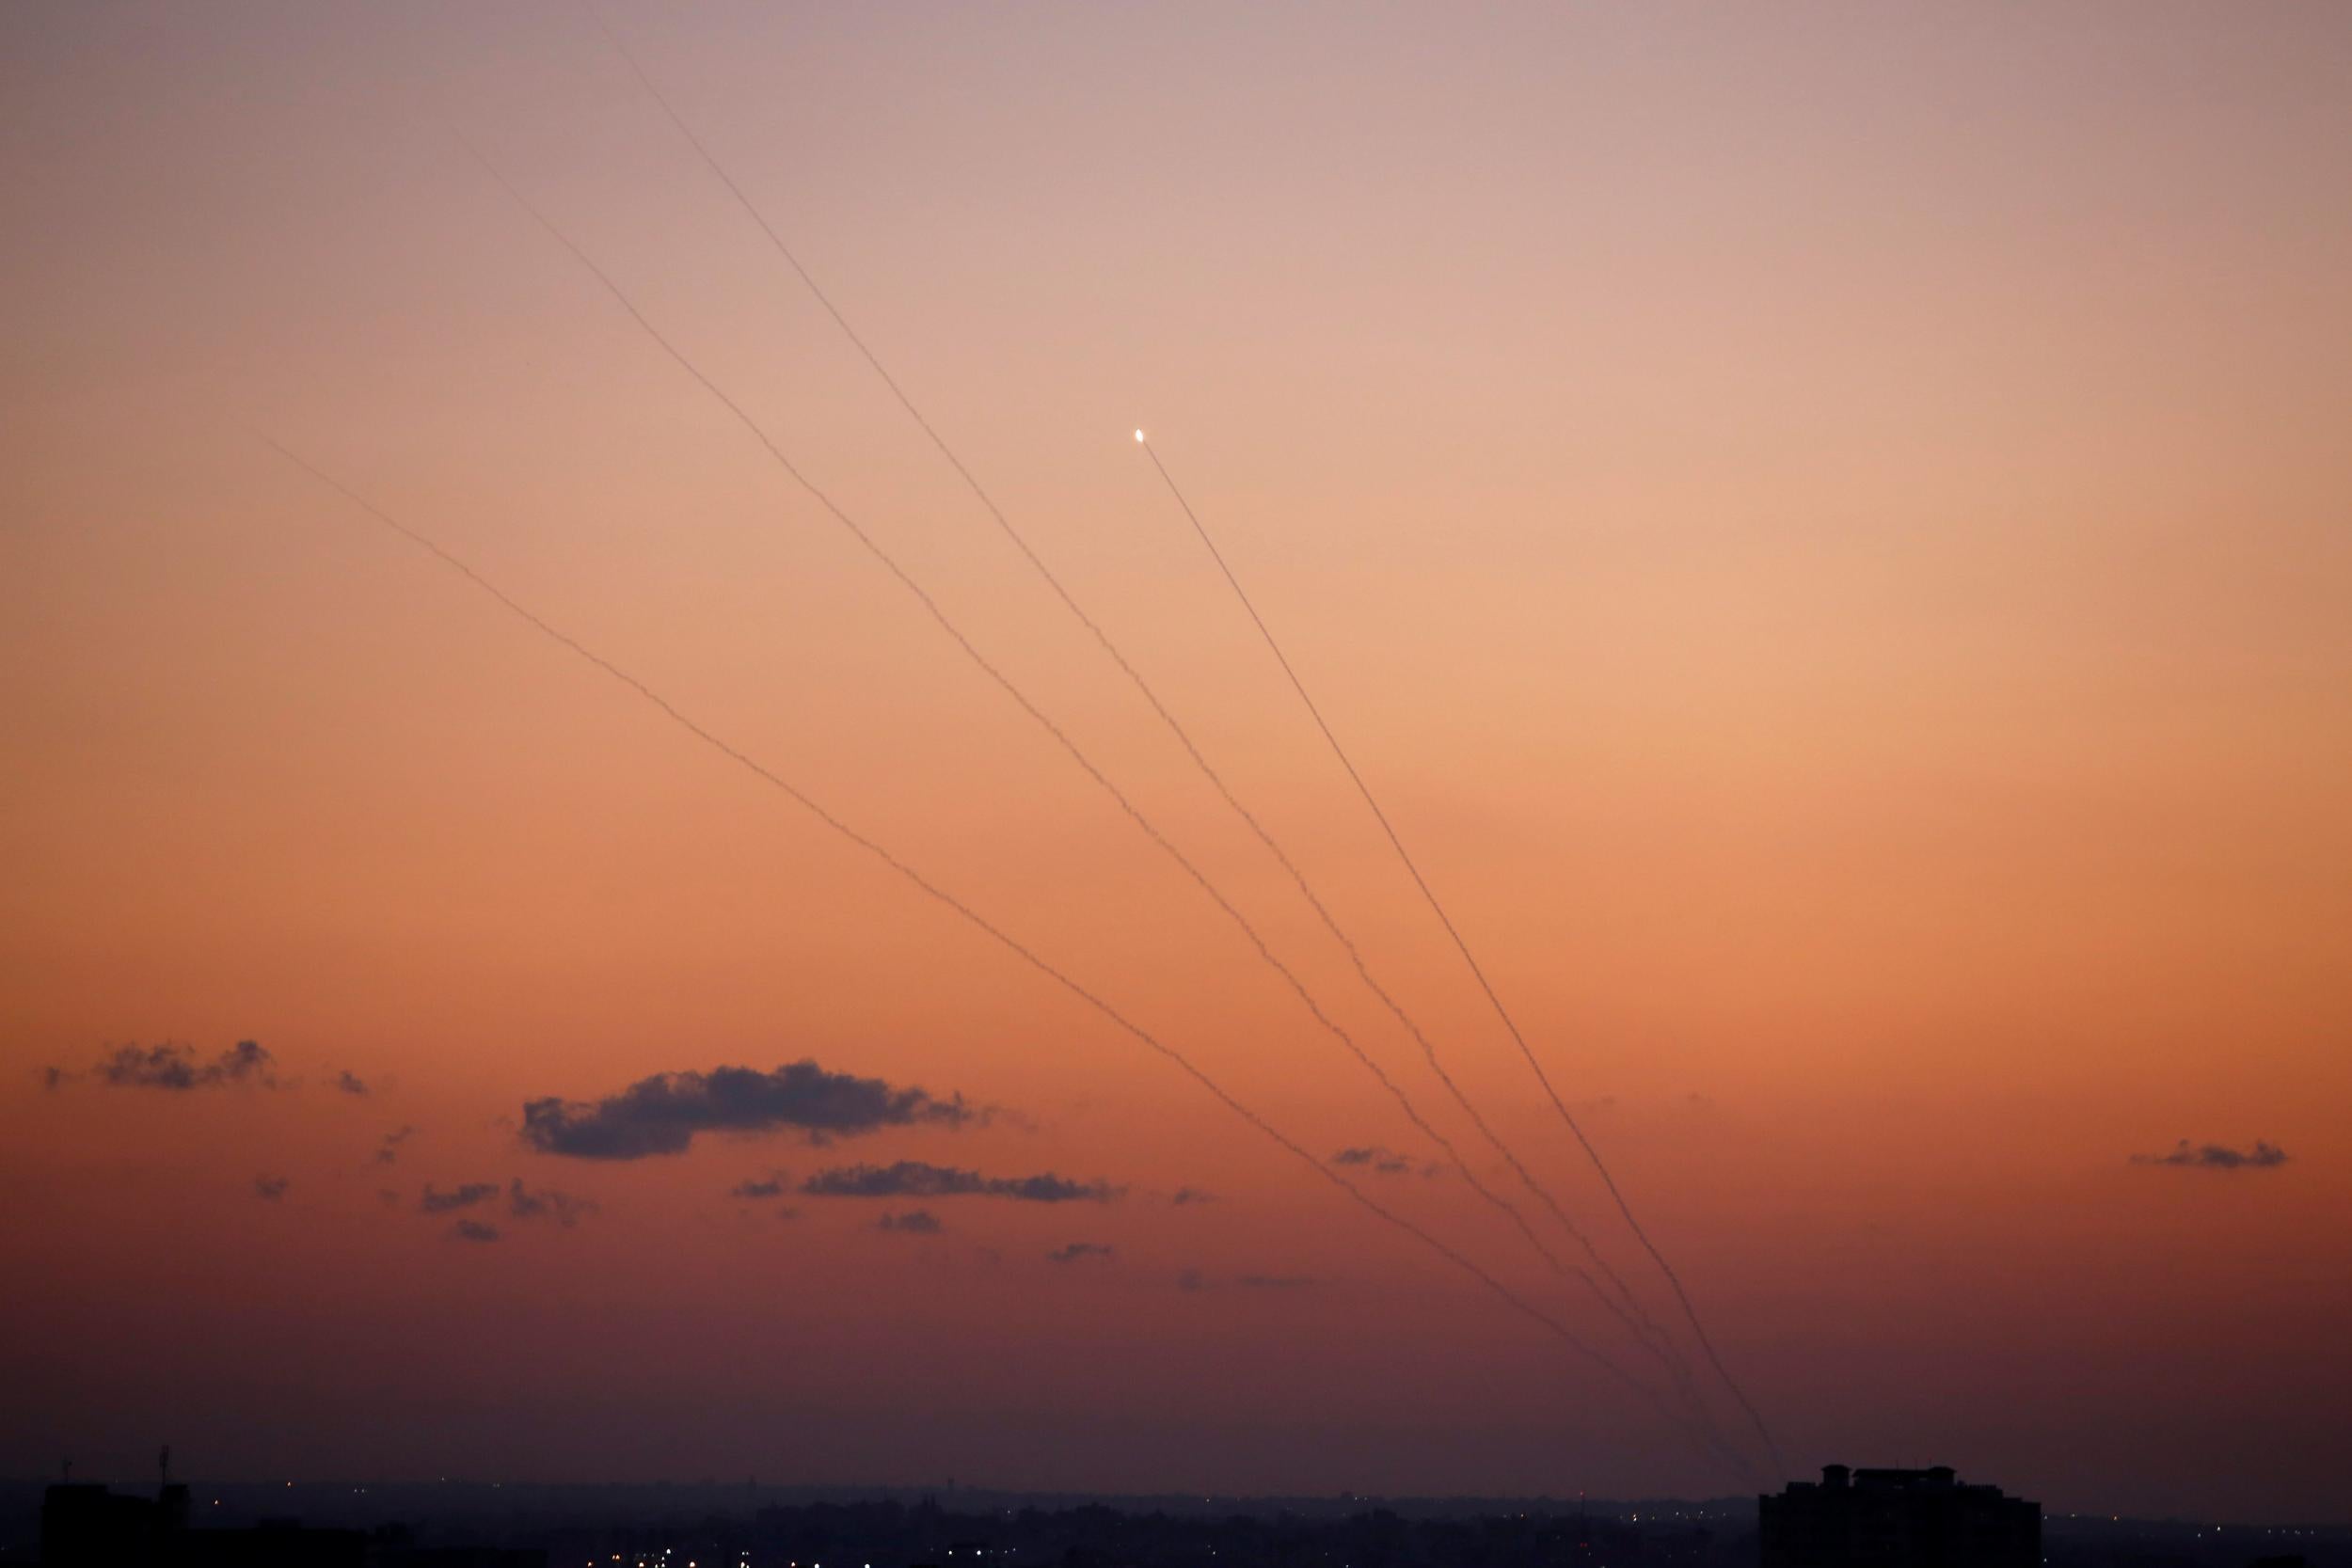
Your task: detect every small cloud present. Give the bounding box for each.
[333,1069,371,1096]
[2131,1139,2289,1171]
[520,1059,979,1161]
[729,1171,792,1200]
[1330,1145,1433,1178]
[1047,1242,1114,1265]
[876,1209,941,1234]
[801,1159,1120,1204]
[373,1125,419,1165]
[451,1219,501,1243]
[419,1181,500,1214]
[1175,1267,1316,1292]
[51,1039,282,1092]
[507,1178,596,1227]
[253,1175,291,1202]
[1170,1186,1218,1206]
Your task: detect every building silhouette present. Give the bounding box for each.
[38,1471,541,1566]
[1759,1465,2040,1568]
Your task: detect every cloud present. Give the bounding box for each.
[253,1175,290,1202]
[419,1181,501,1214]
[333,1069,371,1096]
[506,1178,596,1227]
[876,1210,941,1234]
[373,1125,419,1165]
[800,1160,1120,1204]
[730,1171,792,1200]
[1170,1186,1218,1206]
[49,1039,282,1092]
[451,1219,501,1243]
[1047,1242,1114,1264]
[1330,1145,1432,1178]
[520,1059,977,1160]
[2132,1139,2289,1171]
[1176,1267,1316,1292]
[419,1179,594,1225]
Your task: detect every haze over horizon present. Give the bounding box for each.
[4,0,2347,1528]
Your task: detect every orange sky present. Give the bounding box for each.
[3,0,2348,1523]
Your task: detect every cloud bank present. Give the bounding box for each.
[2131,1139,2289,1170]
[521,1060,977,1160]
[48,1039,282,1092]
[800,1160,1119,1204]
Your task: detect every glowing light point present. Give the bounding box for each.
[1134,429,1146,443]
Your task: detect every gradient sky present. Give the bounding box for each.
[4,0,2349,1524]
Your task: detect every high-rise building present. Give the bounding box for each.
[1759,1465,2040,1568]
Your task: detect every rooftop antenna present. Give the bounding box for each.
[62,1458,72,1483]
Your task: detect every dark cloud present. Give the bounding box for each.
[333,1069,371,1096]
[451,1219,501,1243]
[1330,1145,1432,1178]
[1170,1186,1218,1206]
[253,1175,290,1202]
[419,1181,501,1214]
[801,1160,1119,1204]
[419,1179,594,1225]
[876,1210,941,1234]
[506,1178,596,1227]
[2132,1139,2289,1171]
[373,1125,419,1165]
[1047,1242,1114,1264]
[729,1171,791,1200]
[520,1059,977,1160]
[50,1039,282,1092]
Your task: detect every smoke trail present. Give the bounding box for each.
[257,434,1757,1482]
[1137,439,1787,1477]
[453,135,1659,1366]
[575,6,1709,1420]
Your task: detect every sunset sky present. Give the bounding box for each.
[4,0,2349,1524]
